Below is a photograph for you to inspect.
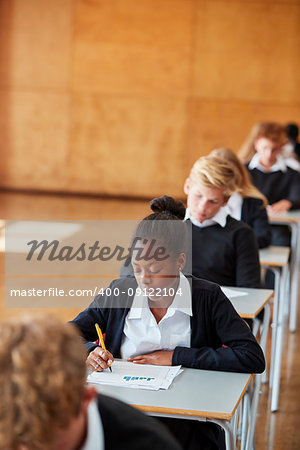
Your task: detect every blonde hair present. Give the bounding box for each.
[188,156,237,200]
[210,148,268,206]
[239,122,286,163]
[0,314,87,450]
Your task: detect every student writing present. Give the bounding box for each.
[71,195,265,450]
[240,121,300,246]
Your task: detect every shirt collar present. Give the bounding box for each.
[248,153,288,173]
[225,192,243,218]
[128,272,193,319]
[81,398,104,450]
[184,207,228,228]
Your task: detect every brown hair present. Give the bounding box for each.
[239,122,286,163]
[188,156,237,200]
[0,314,87,450]
[210,148,268,206]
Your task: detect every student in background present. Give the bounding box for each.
[0,313,181,450]
[184,156,261,287]
[239,121,300,246]
[282,123,300,170]
[209,147,271,248]
[72,195,265,450]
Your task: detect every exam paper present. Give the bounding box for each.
[221,287,248,299]
[87,360,182,390]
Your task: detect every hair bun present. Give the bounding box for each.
[150,195,186,220]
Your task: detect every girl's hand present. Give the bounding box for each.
[128,350,174,366]
[267,200,292,214]
[86,347,114,372]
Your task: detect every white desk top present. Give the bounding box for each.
[268,209,300,224]
[259,246,290,267]
[92,367,252,421]
[224,287,273,319]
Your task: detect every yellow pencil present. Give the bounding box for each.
[95,323,112,372]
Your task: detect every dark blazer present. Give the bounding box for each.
[241,197,272,248]
[97,394,182,450]
[294,142,300,160]
[122,214,262,287]
[72,276,265,374]
[188,216,261,288]
[246,165,300,209]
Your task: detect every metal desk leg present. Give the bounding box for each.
[271,264,288,412]
[241,393,249,450]
[289,223,299,332]
[246,304,270,449]
[269,267,281,389]
[260,304,271,384]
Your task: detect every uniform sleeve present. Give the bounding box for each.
[71,303,108,353]
[172,287,265,374]
[288,171,300,209]
[97,394,182,450]
[235,226,261,287]
[71,278,134,354]
[247,199,272,248]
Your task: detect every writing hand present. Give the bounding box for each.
[86,347,114,372]
[267,200,292,214]
[128,350,174,366]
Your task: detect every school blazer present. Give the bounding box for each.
[241,197,272,248]
[72,276,265,374]
[97,394,182,450]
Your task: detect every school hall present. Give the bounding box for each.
[1,1,300,449]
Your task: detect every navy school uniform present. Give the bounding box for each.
[121,213,261,288]
[247,157,300,247]
[186,216,261,288]
[96,394,182,450]
[71,276,265,373]
[72,276,264,450]
[240,197,271,248]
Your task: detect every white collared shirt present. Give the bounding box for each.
[120,272,192,359]
[184,207,228,228]
[248,153,288,173]
[81,399,104,450]
[225,192,243,221]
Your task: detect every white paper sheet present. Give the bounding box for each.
[221,287,248,298]
[87,360,182,390]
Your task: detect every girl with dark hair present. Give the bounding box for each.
[72,195,265,450]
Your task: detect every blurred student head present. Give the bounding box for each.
[184,156,236,223]
[210,147,267,205]
[239,122,286,168]
[0,313,97,450]
[286,123,299,143]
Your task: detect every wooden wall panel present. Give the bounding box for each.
[0,0,13,86]
[72,0,195,96]
[1,0,300,198]
[3,0,73,89]
[67,94,188,197]
[0,91,70,190]
[192,1,300,102]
